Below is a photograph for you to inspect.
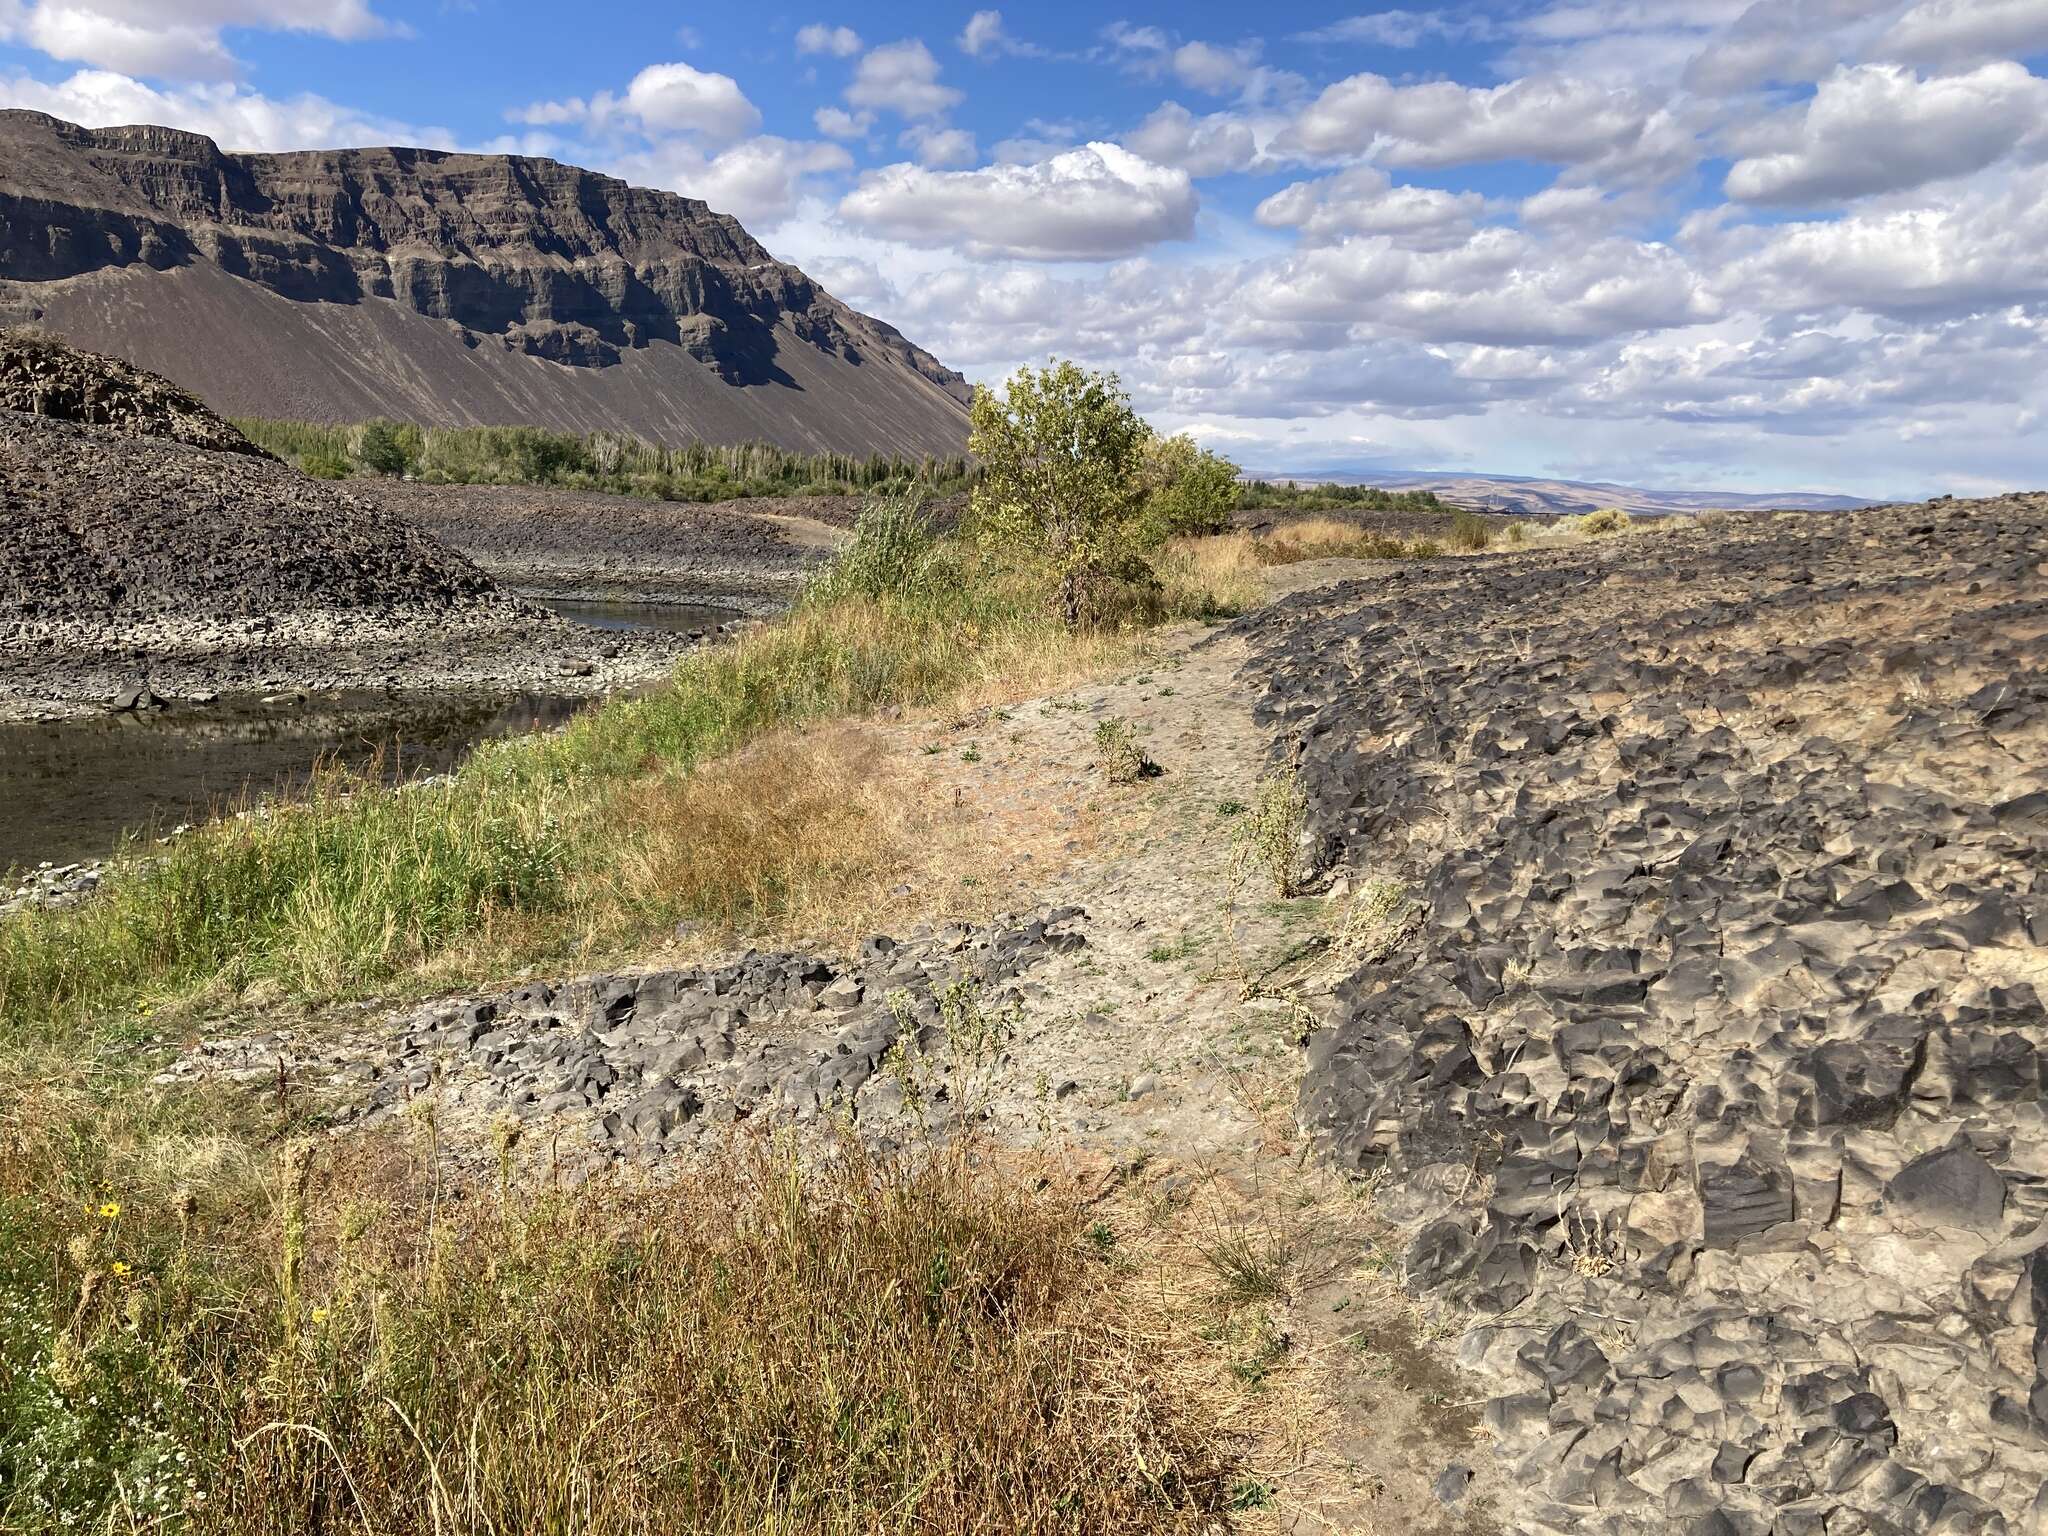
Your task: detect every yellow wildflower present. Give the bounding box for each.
[110,1261,131,1278]
[97,1200,121,1220]
[311,1307,330,1324]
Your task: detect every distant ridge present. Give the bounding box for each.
[1250,468,1874,517]
[0,110,970,456]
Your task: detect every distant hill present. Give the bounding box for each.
[1253,468,1873,517]
[0,110,970,456]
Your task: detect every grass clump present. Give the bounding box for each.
[1558,506,1632,536]
[1447,509,1496,551]
[0,1098,1233,1534]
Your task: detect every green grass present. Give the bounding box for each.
[234,418,973,505]
[0,510,1265,1050]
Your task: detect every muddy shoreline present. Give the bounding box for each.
[0,482,838,722]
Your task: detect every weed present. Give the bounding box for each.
[1094,716,1154,786]
[1230,768,1310,899]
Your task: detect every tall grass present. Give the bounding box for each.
[0,509,1258,1046]
[0,1093,1232,1534]
[235,418,972,504]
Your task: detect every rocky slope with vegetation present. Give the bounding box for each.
[6,351,2038,1534]
[0,109,970,454]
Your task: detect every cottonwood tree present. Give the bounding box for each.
[969,360,1151,626]
[1137,432,1240,543]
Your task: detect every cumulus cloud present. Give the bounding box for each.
[837,142,1197,260]
[1245,227,1716,345]
[900,123,977,168]
[1281,71,1657,168]
[846,39,963,119]
[0,64,441,148]
[1877,0,2048,69]
[1122,101,1261,176]
[1708,164,2048,318]
[618,61,760,140]
[813,105,872,139]
[795,23,862,58]
[1255,166,1487,248]
[0,0,398,81]
[620,135,852,229]
[1725,61,2048,204]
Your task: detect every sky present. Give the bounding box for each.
[3,3,2046,496]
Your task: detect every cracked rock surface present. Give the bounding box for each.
[161,910,1090,1180]
[1238,496,2048,1533]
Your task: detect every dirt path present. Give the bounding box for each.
[153,563,1495,1534]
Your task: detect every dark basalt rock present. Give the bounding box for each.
[1232,493,2048,1533]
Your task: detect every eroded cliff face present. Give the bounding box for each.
[0,111,969,452]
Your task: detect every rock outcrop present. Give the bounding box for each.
[1237,497,2048,1532]
[0,328,270,456]
[0,110,970,455]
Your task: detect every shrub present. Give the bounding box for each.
[969,361,1151,627]
[298,449,350,480]
[1448,510,1496,551]
[1579,506,1632,535]
[1136,433,1241,545]
[1094,717,1151,785]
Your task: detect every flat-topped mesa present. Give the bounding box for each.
[0,110,970,453]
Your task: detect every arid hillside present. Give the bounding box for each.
[0,110,971,455]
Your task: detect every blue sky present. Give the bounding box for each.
[4,1,2048,497]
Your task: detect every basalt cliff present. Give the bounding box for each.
[0,110,969,454]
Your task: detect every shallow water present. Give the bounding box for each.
[0,598,738,873]
[539,597,737,633]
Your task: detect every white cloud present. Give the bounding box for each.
[0,0,398,81]
[795,23,862,58]
[621,136,852,230]
[621,61,760,141]
[1255,166,1487,248]
[959,10,1040,58]
[900,123,977,167]
[1281,71,1658,168]
[813,105,872,139]
[1726,62,2048,204]
[846,39,962,120]
[1244,227,1716,345]
[0,65,442,149]
[1170,40,1260,94]
[1122,101,1261,175]
[1708,165,2048,318]
[1293,11,1474,47]
[838,142,1197,260]
[1877,0,2048,69]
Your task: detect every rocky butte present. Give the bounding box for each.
[0,109,969,454]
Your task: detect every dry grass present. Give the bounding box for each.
[1251,517,1441,565]
[0,1077,1240,1534]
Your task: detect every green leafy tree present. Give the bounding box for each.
[1137,433,1240,544]
[350,419,415,477]
[968,361,1151,626]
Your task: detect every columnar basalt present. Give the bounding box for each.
[1234,497,2048,1532]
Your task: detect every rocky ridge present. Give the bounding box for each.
[0,335,700,716]
[0,328,269,455]
[1240,495,2048,1532]
[0,110,970,454]
[158,909,1092,1176]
